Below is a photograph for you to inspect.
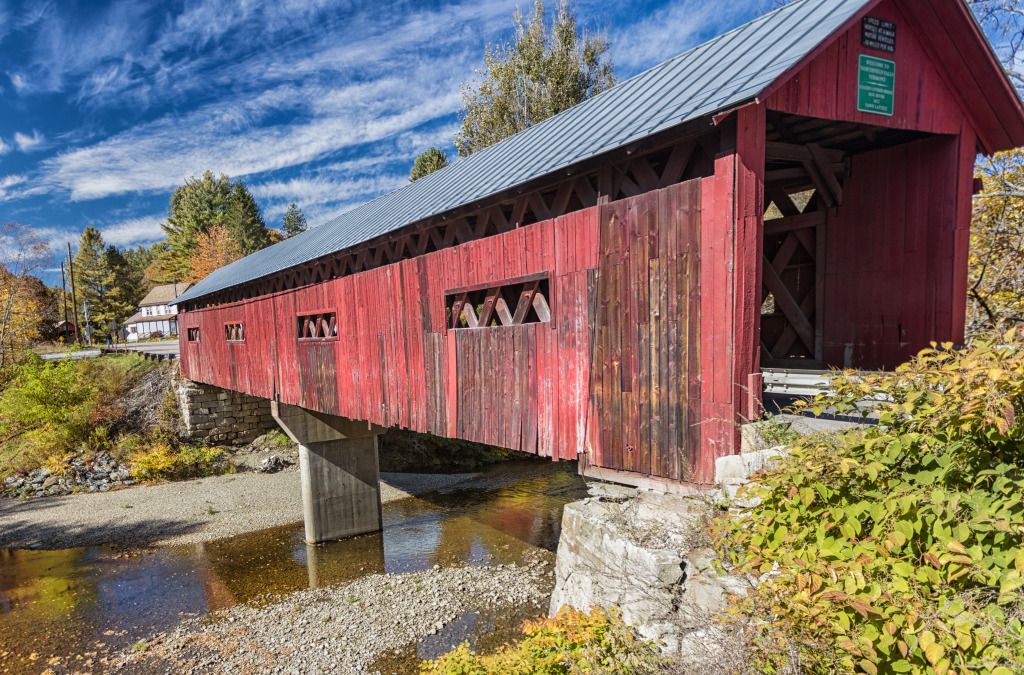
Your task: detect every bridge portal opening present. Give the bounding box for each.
[760,111,957,375]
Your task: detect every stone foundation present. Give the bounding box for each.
[549,491,754,658]
[175,377,278,445]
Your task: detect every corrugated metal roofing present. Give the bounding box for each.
[174,0,872,305]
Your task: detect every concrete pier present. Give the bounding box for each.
[271,402,383,543]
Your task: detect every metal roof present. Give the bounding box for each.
[174,0,872,305]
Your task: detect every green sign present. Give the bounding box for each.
[857,54,895,116]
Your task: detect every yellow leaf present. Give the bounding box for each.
[946,541,967,555]
[924,642,944,666]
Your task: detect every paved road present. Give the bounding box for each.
[39,340,181,362]
[121,340,181,357]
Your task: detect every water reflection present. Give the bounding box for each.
[0,461,586,674]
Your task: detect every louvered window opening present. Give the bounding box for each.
[446,274,551,330]
[225,323,245,342]
[187,327,200,342]
[297,312,338,340]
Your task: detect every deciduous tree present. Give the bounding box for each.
[454,0,615,157]
[969,149,1024,336]
[0,223,50,370]
[184,224,243,283]
[409,148,450,181]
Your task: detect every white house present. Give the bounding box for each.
[123,283,192,341]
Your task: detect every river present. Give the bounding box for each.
[0,461,587,674]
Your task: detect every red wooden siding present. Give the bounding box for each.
[698,107,766,478]
[178,0,999,483]
[766,0,968,137]
[822,132,973,370]
[181,181,713,480]
[586,180,702,482]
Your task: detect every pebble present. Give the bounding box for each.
[106,562,554,674]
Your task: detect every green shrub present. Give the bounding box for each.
[129,443,233,481]
[0,353,161,477]
[421,607,665,674]
[714,331,1024,674]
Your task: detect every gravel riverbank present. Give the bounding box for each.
[0,468,478,550]
[104,562,552,674]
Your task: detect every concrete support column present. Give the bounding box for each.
[271,402,384,543]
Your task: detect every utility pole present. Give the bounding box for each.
[67,243,81,345]
[60,262,69,324]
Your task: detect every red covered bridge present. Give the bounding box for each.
[174,0,1024,542]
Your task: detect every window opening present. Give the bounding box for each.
[225,323,244,342]
[445,273,551,330]
[187,327,200,342]
[297,311,338,340]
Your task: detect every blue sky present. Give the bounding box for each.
[0,0,766,282]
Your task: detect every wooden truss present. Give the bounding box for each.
[182,132,718,311]
[224,323,245,342]
[447,273,551,329]
[761,139,848,364]
[297,312,338,340]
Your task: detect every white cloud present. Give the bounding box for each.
[98,215,166,247]
[14,130,44,152]
[41,67,462,201]
[0,174,25,199]
[0,137,9,155]
[30,225,80,255]
[611,0,759,70]
[7,71,26,91]
[254,176,400,203]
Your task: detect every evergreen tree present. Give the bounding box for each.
[159,171,233,281]
[455,0,615,157]
[157,172,273,279]
[73,227,107,326]
[410,148,450,181]
[282,203,308,238]
[71,229,143,329]
[225,181,271,255]
[98,246,143,326]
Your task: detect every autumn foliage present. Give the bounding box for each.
[184,224,243,283]
[0,223,51,370]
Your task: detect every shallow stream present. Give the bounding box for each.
[0,461,587,674]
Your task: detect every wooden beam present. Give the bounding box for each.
[807,142,844,206]
[549,181,575,218]
[494,292,513,326]
[527,191,552,222]
[762,258,815,353]
[628,156,661,192]
[763,210,827,235]
[574,176,598,207]
[766,186,801,217]
[765,141,845,164]
[658,141,695,188]
[532,291,551,323]
[512,281,541,324]
[477,288,500,327]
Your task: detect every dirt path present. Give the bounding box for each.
[0,468,477,550]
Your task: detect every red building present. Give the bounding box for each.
[173,0,1024,540]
